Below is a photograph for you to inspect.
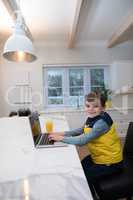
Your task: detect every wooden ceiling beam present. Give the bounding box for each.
[107,11,133,48]
[68,0,83,48]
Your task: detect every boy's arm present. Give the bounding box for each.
[48,128,84,141]
[62,119,110,145]
[64,127,84,136]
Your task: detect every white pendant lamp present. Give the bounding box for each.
[3,12,37,62]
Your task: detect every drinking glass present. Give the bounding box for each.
[45,119,53,133]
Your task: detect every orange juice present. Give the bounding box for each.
[45,120,53,133]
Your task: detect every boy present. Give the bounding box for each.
[49,92,123,198]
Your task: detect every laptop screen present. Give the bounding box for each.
[29,114,42,140]
[29,114,56,147]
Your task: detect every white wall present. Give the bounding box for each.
[110,60,133,109]
[0,41,133,116]
[110,61,133,90]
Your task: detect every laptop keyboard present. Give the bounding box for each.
[39,133,54,145]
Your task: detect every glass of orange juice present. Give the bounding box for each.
[45,119,53,133]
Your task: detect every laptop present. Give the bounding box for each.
[29,114,67,148]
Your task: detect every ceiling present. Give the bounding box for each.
[1,0,133,48]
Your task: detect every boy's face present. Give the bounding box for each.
[85,99,104,118]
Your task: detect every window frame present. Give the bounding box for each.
[43,64,110,109]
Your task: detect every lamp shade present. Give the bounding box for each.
[3,32,37,62]
[3,10,37,63]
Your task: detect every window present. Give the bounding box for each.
[43,65,109,108]
[90,68,104,92]
[69,69,84,106]
[47,69,64,105]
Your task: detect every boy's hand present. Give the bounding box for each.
[49,134,64,141]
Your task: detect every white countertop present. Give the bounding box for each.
[0,116,93,200]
